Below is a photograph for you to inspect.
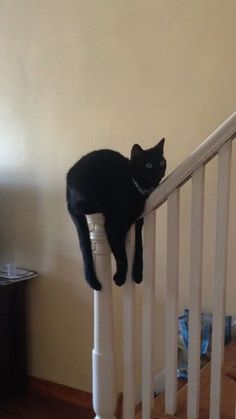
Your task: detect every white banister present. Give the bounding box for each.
[142,211,156,419]
[123,226,136,419]
[210,141,232,419]
[87,214,116,419]
[187,165,205,419]
[145,112,236,215]
[86,114,236,419]
[165,188,180,415]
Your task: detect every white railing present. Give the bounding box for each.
[87,112,236,419]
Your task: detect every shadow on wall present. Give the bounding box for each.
[0,182,94,388]
[0,181,91,298]
[0,184,46,268]
[0,183,72,269]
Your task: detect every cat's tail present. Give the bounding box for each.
[67,188,102,291]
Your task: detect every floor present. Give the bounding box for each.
[147,338,236,419]
[0,392,94,419]
[3,341,235,419]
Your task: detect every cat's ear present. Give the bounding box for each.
[131,144,144,159]
[155,138,165,153]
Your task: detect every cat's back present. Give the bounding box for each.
[67,149,129,184]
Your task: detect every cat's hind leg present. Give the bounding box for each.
[67,197,102,290]
[67,186,102,290]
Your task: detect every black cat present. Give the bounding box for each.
[66,139,166,290]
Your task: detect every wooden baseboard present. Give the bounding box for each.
[29,376,92,410]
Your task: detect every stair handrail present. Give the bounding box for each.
[89,112,236,419]
[144,111,236,216]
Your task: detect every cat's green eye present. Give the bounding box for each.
[160,159,165,167]
[146,162,152,169]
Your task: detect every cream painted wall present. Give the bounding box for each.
[0,1,236,392]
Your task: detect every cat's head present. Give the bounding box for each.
[130,138,166,190]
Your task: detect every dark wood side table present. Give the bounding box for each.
[0,280,28,398]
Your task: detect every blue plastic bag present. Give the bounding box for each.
[177,309,232,379]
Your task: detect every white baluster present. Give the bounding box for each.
[123,225,136,419]
[142,211,156,419]
[87,214,116,419]
[187,165,205,419]
[165,189,180,415]
[210,141,232,419]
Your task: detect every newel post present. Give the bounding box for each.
[86,214,116,419]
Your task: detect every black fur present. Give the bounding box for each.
[66,139,166,290]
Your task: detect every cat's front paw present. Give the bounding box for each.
[132,267,143,284]
[132,273,143,284]
[113,272,126,287]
